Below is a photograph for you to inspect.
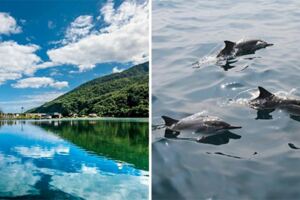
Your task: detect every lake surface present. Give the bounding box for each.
[152,0,300,199]
[0,119,148,199]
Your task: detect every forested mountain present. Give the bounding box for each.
[27,62,149,117]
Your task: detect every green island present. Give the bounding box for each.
[27,62,149,117]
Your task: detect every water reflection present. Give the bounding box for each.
[0,120,148,199]
[217,59,238,71]
[198,131,241,145]
[255,109,274,120]
[216,56,259,71]
[206,152,242,159]
[32,119,149,170]
[255,108,300,123]
[288,143,300,150]
[164,129,241,146]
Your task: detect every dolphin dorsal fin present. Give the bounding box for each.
[257,86,274,99]
[224,40,236,50]
[217,40,236,57]
[162,116,179,126]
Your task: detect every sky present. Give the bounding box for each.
[0,0,148,113]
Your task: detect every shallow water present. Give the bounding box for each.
[152,0,300,199]
[0,119,148,199]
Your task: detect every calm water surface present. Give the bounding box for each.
[152,0,300,199]
[0,119,148,199]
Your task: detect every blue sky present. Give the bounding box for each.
[0,0,148,113]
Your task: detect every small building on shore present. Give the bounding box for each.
[88,113,98,118]
[0,112,63,119]
[52,112,62,118]
[41,114,52,119]
[69,113,78,118]
[0,113,20,119]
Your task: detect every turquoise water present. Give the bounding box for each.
[152,0,300,199]
[0,120,148,199]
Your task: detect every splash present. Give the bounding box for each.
[192,44,221,68]
[275,88,300,99]
[226,88,258,106]
[192,55,218,68]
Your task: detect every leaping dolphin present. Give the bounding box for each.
[161,112,241,134]
[217,39,273,58]
[250,87,300,118]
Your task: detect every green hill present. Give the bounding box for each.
[27,62,149,117]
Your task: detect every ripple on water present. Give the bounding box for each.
[153,0,300,199]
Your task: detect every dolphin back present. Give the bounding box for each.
[162,116,179,126]
[217,40,236,57]
[256,86,274,99]
[205,120,241,131]
[224,40,236,48]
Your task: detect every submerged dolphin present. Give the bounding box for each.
[217,39,273,58]
[161,112,241,134]
[250,87,300,118]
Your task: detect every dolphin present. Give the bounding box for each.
[250,87,300,118]
[217,39,273,58]
[161,112,241,134]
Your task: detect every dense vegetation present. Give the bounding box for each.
[28,62,149,117]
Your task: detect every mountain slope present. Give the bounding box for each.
[27,62,149,117]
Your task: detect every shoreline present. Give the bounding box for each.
[0,117,149,122]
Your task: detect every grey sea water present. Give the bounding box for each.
[152,0,300,199]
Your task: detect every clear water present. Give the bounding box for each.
[0,119,148,200]
[152,0,300,199]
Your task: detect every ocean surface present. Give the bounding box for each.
[152,0,300,199]
[0,119,148,200]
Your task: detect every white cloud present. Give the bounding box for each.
[100,0,143,33]
[0,12,21,35]
[0,91,64,113]
[49,69,63,76]
[112,66,125,73]
[0,153,40,197]
[12,77,68,89]
[47,0,148,71]
[64,15,94,43]
[48,20,56,29]
[50,165,149,200]
[0,1,148,88]
[0,41,46,84]
[14,145,70,159]
[0,15,58,85]
[81,164,98,174]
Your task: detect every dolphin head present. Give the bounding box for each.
[256,40,274,49]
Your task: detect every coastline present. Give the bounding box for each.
[0,117,149,123]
